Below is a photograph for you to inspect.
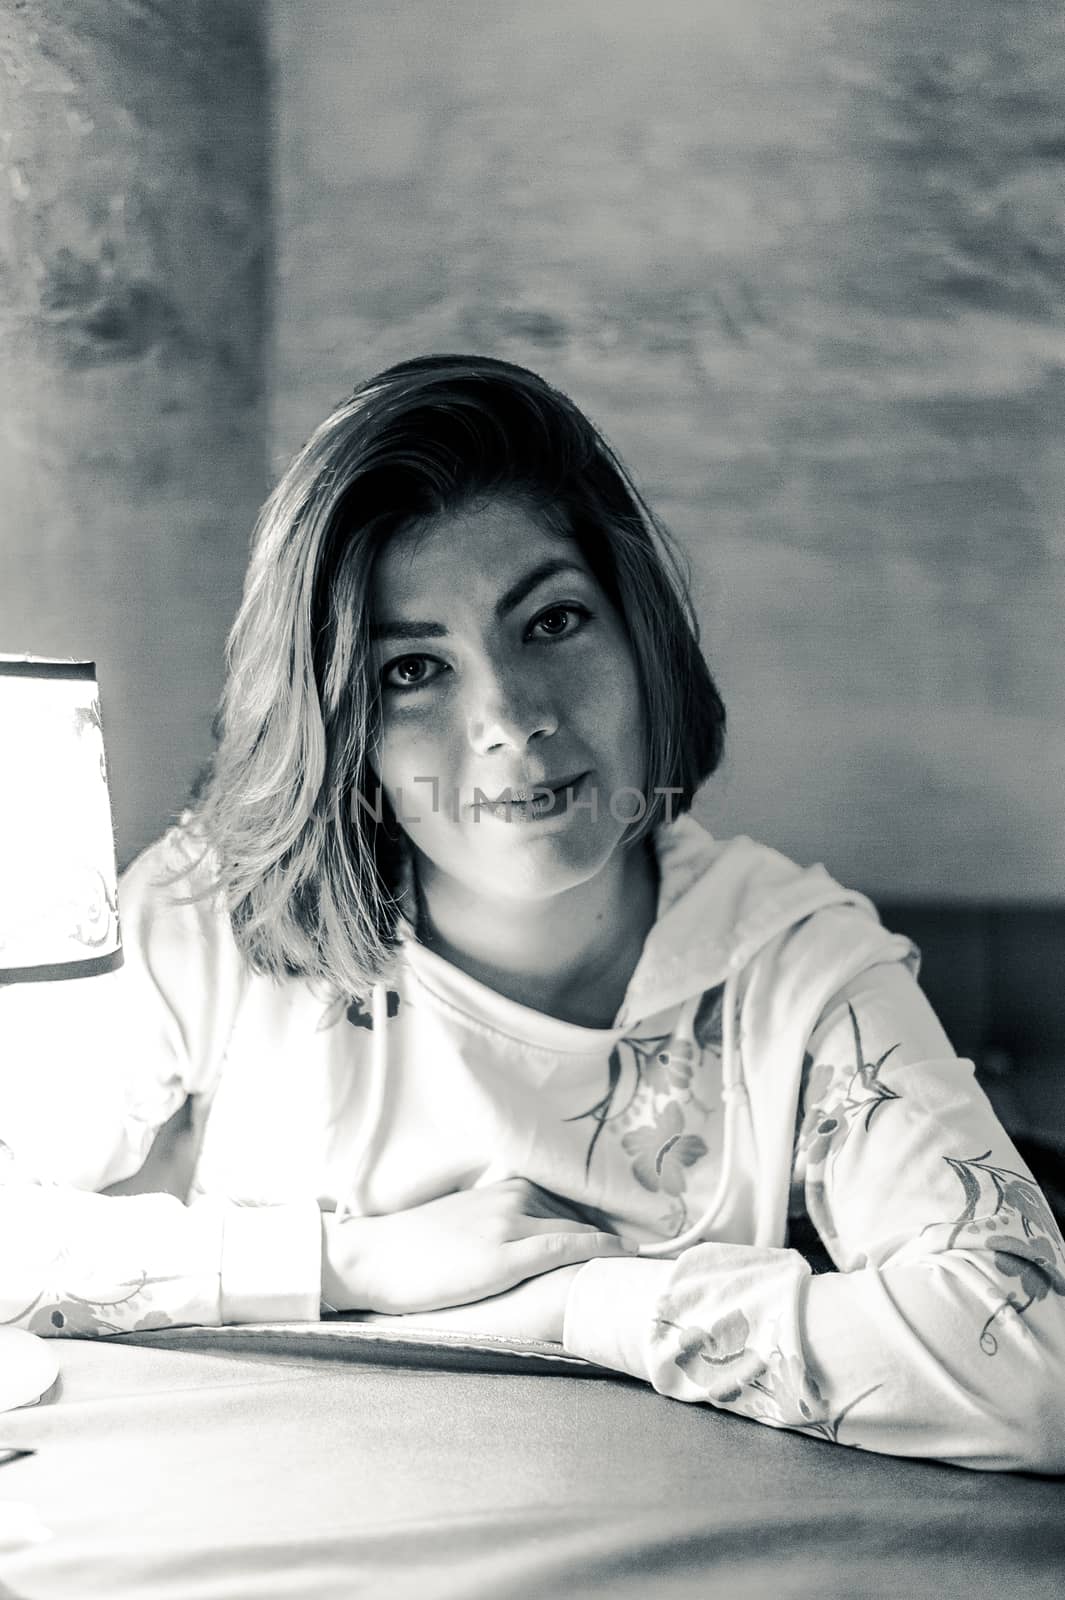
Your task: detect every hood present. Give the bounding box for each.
[626,813,917,1258]
[615,812,883,1031]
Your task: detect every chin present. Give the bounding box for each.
[475,827,627,902]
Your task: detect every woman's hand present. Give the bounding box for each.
[321,1177,632,1315]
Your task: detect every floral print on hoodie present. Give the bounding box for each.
[610,968,1065,1466]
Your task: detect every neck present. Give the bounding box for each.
[413,838,660,1029]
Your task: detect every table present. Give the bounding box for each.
[1,1328,1063,1599]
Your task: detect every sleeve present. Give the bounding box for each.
[562,959,1065,1473]
[0,826,322,1337]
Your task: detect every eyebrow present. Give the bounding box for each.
[370,558,588,642]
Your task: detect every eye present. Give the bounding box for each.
[381,655,445,692]
[528,604,590,641]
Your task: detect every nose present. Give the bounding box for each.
[465,660,559,755]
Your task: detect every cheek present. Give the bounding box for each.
[376,704,457,802]
[571,643,644,737]
[377,711,432,786]
[603,658,648,788]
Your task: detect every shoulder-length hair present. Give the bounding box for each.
[191,354,726,997]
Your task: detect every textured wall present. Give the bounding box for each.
[272,0,1065,900]
[0,1,270,867]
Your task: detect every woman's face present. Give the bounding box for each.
[369,498,648,905]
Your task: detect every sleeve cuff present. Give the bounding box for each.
[563,1255,675,1380]
[220,1200,323,1324]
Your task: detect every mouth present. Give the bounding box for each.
[475,772,590,822]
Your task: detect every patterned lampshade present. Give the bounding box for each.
[0,657,122,982]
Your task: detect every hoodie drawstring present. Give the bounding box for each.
[333,978,390,1225]
[636,967,748,1258]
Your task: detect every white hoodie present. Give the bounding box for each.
[2,815,1064,1471]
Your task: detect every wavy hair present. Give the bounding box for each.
[190,354,727,997]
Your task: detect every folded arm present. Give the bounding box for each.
[563,961,1065,1473]
[0,829,322,1338]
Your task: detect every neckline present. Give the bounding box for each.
[407,835,660,1028]
[398,925,633,1051]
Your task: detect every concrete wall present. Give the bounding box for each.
[272,0,1065,900]
[0,0,270,867]
[2,2,1061,898]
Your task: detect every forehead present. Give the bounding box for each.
[371,499,591,609]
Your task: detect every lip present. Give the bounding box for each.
[483,770,588,806]
[472,771,590,820]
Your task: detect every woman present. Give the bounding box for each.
[3,355,1064,1471]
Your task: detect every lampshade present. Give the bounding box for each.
[0,656,122,982]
